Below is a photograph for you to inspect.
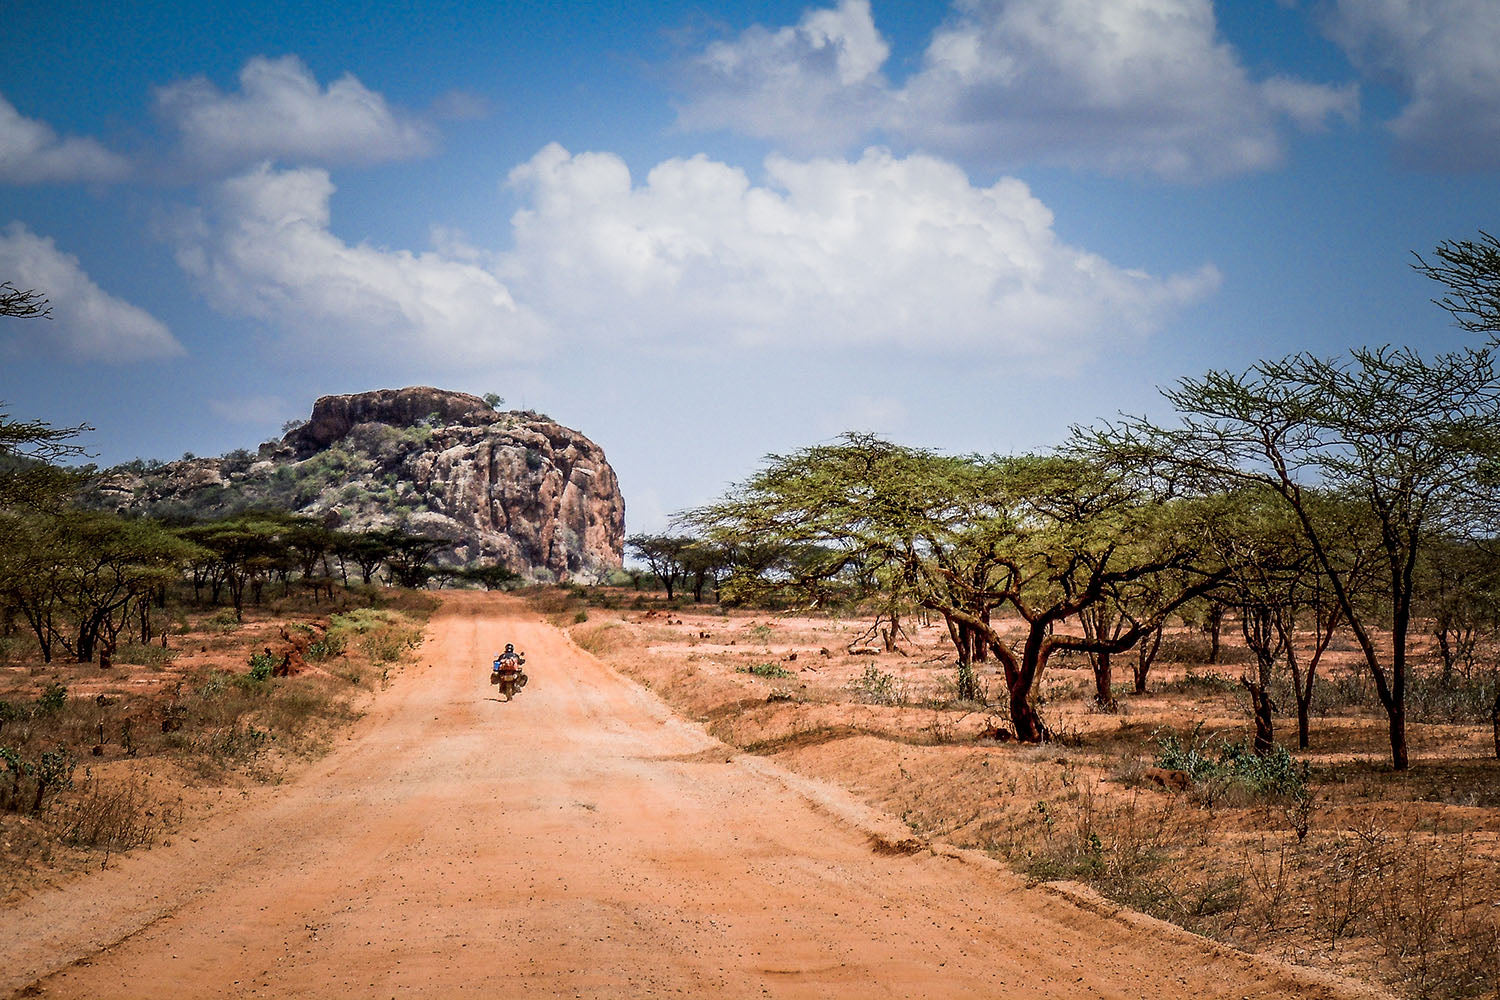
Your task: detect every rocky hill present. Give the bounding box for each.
[93,387,625,581]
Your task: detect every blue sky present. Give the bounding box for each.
[2,0,1497,531]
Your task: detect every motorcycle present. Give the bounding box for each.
[490,652,528,700]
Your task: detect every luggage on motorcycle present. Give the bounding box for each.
[516,672,528,689]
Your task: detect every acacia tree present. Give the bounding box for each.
[1418,535,1500,680]
[184,514,294,620]
[1201,489,1363,752]
[0,407,90,510]
[0,512,70,661]
[695,436,1230,742]
[678,538,731,603]
[1414,230,1500,335]
[383,530,449,588]
[1099,346,1500,769]
[626,534,694,600]
[457,563,521,591]
[60,514,200,661]
[0,281,49,320]
[336,530,395,586]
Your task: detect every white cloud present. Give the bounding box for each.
[502,143,1218,358]
[678,0,893,150]
[174,145,1216,369]
[155,55,434,173]
[1324,0,1500,169]
[0,223,181,362]
[173,164,542,362]
[1260,76,1360,131]
[678,0,1358,180]
[0,94,130,185]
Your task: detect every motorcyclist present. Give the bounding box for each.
[493,643,522,675]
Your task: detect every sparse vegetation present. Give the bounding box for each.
[738,661,793,679]
[566,589,1500,1000]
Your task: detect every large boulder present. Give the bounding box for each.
[93,388,626,581]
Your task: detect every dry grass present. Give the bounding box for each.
[0,585,434,901]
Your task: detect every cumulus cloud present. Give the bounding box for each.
[0,223,181,362]
[174,145,1216,368]
[1324,0,1500,170]
[678,0,1358,180]
[155,55,434,173]
[678,0,893,150]
[172,164,541,362]
[502,143,1218,357]
[0,94,130,185]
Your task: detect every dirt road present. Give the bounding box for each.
[1,593,1372,999]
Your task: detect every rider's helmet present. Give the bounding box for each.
[504,643,514,653]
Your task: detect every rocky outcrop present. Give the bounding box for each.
[93,388,625,581]
[283,386,500,459]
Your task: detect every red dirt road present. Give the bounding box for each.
[1,593,1374,999]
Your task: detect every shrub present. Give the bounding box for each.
[59,774,163,851]
[306,634,347,661]
[848,662,906,705]
[738,661,793,679]
[247,651,277,682]
[1407,670,1498,724]
[572,623,621,655]
[36,683,67,714]
[360,626,421,663]
[1158,670,1238,695]
[1,744,76,813]
[1153,724,1310,801]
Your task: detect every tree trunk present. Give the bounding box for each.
[76,620,97,664]
[1241,677,1274,756]
[1207,603,1223,664]
[1092,651,1116,711]
[973,610,990,662]
[1491,685,1500,760]
[1388,703,1408,770]
[1436,626,1455,681]
[1009,686,1049,743]
[1133,625,1163,695]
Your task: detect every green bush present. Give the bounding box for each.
[738,661,793,679]
[247,651,277,682]
[1153,723,1310,800]
[36,683,67,714]
[848,662,906,705]
[307,634,347,661]
[1,743,76,813]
